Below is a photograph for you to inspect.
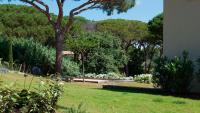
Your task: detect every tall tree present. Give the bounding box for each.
[66,32,97,78]
[96,19,148,75]
[3,0,136,74]
[97,19,148,52]
[148,13,163,56]
[0,4,88,46]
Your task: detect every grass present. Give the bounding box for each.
[1,72,200,113]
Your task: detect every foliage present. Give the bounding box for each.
[0,37,80,76]
[66,32,98,76]
[0,4,54,45]
[0,4,88,46]
[67,32,97,54]
[67,32,127,74]
[153,52,194,93]
[127,46,144,76]
[0,1,136,73]
[96,19,148,50]
[134,74,152,84]
[83,32,127,74]
[148,13,163,58]
[0,77,64,113]
[148,13,163,46]
[96,19,149,76]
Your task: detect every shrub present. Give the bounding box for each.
[0,37,80,76]
[82,32,128,74]
[153,52,194,93]
[134,74,152,84]
[0,77,64,113]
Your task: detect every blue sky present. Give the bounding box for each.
[1,0,163,22]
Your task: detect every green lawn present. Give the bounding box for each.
[1,72,200,113]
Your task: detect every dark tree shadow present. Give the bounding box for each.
[102,85,200,100]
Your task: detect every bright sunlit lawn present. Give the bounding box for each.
[1,72,200,113]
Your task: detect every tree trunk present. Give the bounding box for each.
[55,32,64,74]
[81,53,85,82]
[123,44,131,76]
[8,38,13,70]
[160,44,163,58]
[124,65,129,76]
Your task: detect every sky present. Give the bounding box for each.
[1,0,163,22]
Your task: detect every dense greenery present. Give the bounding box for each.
[67,32,127,74]
[96,19,149,75]
[0,37,80,76]
[153,52,194,93]
[0,4,88,46]
[0,77,64,113]
[1,0,136,73]
[0,4,54,45]
[148,13,163,55]
[127,46,144,75]
[97,19,148,50]
[96,19,162,75]
[67,32,97,76]
[148,13,163,45]
[0,4,164,77]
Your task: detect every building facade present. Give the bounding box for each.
[164,0,200,93]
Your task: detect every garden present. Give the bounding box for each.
[1,73,200,113]
[0,1,200,113]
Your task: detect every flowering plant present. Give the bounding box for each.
[0,76,64,113]
[134,74,152,84]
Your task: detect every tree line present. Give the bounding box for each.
[0,4,163,76]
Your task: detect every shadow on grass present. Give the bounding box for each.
[102,85,200,100]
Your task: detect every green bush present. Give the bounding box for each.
[0,78,64,113]
[153,52,194,93]
[82,32,127,74]
[0,37,80,76]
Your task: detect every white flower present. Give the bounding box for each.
[58,82,64,86]
[40,81,45,85]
